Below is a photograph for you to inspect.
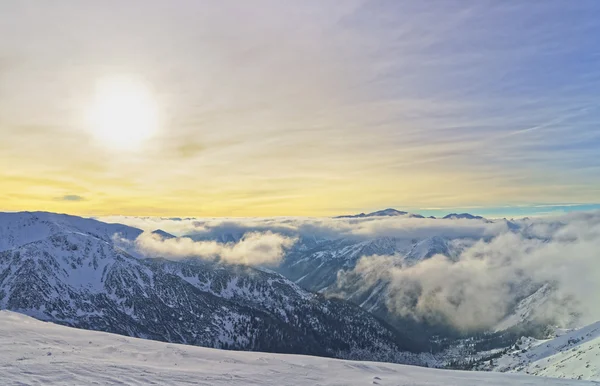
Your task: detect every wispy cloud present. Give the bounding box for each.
[57,194,85,202]
[1,1,600,215]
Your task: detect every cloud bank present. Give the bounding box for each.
[119,230,297,266]
[337,212,600,330]
[102,214,506,241]
[106,211,600,331]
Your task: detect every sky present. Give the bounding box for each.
[1,0,600,217]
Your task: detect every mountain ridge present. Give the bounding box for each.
[0,211,425,364]
[335,208,489,221]
[335,208,426,219]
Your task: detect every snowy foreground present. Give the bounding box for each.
[0,311,592,386]
[488,321,600,381]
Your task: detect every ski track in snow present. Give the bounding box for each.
[0,311,593,386]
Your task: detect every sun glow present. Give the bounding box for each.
[85,77,159,150]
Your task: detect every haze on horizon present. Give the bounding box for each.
[1,1,600,217]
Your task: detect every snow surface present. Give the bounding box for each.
[488,321,600,381]
[0,311,591,386]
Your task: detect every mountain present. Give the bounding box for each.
[336,208,425,219]
[0,211,142,251]
[274,231,566,354]
[494,284,556,332]
[404,236,453,262]
[276,235,461,309]
[274,235,473,351]
[0,211,424,363]
[443,213,486,220]
[277,236,410,292]
[151,229,177,239]
[477,321,600,381]
[0,311,588,386]
[277,234,467,293]
[190,231,246,244]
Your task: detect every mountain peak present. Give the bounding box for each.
[442,213,485,220]
[150,229,176,239]
[335,208,424,219]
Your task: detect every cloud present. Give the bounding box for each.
[3,2,600,215]
[57,194,85,202]
[336,212,600,331]
[119,231,297,266]
[101,214,504,241]
[105,211,600,331]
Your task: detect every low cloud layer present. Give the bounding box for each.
[102,214,506,241]
[119,231,297,266]
[105,211,600,331]
[338,212,600,331]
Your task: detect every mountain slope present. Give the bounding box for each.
[275,227,568,356]
[0,211,422,363]
[481,321,600,381]
[277,236,409,292]
[404,236,452,262]
[0,211,142,251]
[494,284,556,332]
[0,311,589,386]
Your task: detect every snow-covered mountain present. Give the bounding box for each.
[277,236,462,308]
[443,213,487,220]
[273,224,571,355]
[335,208,426,218]
[274,235,477,352]
[0,310,589,386]
[0,212,423,363]
[494,284,557,332]
[2,210,587,377]
[276,234,466,293]
[334,208,491,220]
[404,235,454,262]
[277,236,410,292]
[478,321,600,381]
[0,211,142,251]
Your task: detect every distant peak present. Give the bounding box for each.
[335,208,424,219]
[371,208,409,216]
[442,213,485,220]
[151,229,176,239]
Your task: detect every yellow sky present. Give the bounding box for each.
[1,1,598,217]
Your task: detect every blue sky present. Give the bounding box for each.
[414,204,600,219]
[0,1,599,217]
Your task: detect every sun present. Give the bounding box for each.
[85,76,159,150]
